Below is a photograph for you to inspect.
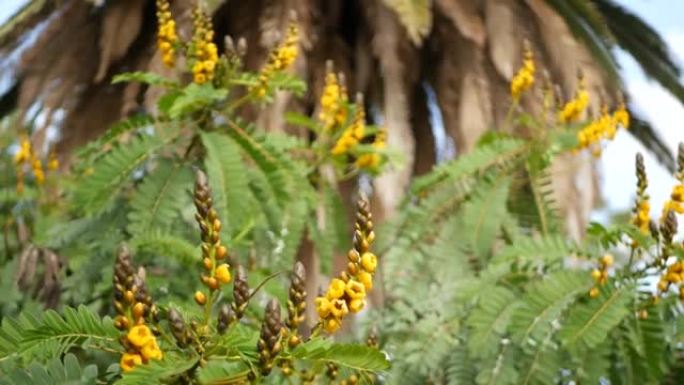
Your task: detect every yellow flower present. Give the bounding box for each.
[140,339,163,361]
[251,22,299,98]
[190,5,218,84]
[156,0,177,68]
[510,44,535,100]
[14,138,31,164]
[323,317,341,334]
[319,65,344,131]
[360,252,377,273]
[345,280,366,300]
[120,352,143,372]
[613,102,630,128]
[127,325,153,348]
[315,297,332,318]
[329,299,349,318]
[590,269,601,281]
[194,290,207,305]
[357,270,373,290]
[601,254,614,267]
[349,298,365,313]
[331,99,366,157]
[559,76,589,124]
[589,287,599,298]
[326,278,346,300]
[355,153,380,170]
[215,263,231,284]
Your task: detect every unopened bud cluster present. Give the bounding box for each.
[193,170,231,307]
[257,299,283,375]
[285,261,306,346]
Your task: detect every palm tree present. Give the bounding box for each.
[0,0,681,235]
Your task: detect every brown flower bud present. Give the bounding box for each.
[232,266,250,319]
[258,299,282,375]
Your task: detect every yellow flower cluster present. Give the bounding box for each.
[155,0,177,68]
[331,98,365,156]
[576,103,630,156]
[120,324,163,372]
[589,254,613,298]
[510,44,535,101]
[660,146,684,221]
[558,76,590,124]
[319,62,349,132]
[657,261,684,300]
[252,22,299,98]
[355,129,386,172]
[13,137,46,192]
[190,6,218,84]
[316,199,376,333]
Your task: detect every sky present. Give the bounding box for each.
[0,0,683,221]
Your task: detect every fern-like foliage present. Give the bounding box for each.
[466,287,518,359]
[127,159,192,235]
[74,131,177,214]
[0,353,97,385]
[201,131,256,237]
[0,305,119,362]
[116,353,199,385]
[558,284,632,349]
[510,271,591,345]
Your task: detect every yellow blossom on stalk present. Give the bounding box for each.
[156,0,177,68]
[252,21,300,98]
[589,254,613,299]
[660,144,684,221]
[576,102,625,156]
[613,101,630,129]
[47,152,59,170]
[332,96,365,156]
[31,157,44,184]
[319,62,348,132]
[355,128,386,172]
[14,137,31,164]
[316,198,376,334]
[558,75,590,123]
[510,42,535,101]
[190,5,218,84]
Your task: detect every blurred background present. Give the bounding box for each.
[1,0,683,230]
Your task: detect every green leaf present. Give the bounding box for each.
[111,71,176,87]
[116,353,199,385]
[467,287,519,358]
[558,284,632,348]
[492,235,573,265]
[292,339,390,372]
[461,178,511,259]
[0,306,119,362]
[201,131,255,237]
[127,160,193,235]
[1,353,98,385]
[74,132,176,214]
[510,271,591,345]
[169,83,227,118]
[196,360,249,385]
[130,232,198,266]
